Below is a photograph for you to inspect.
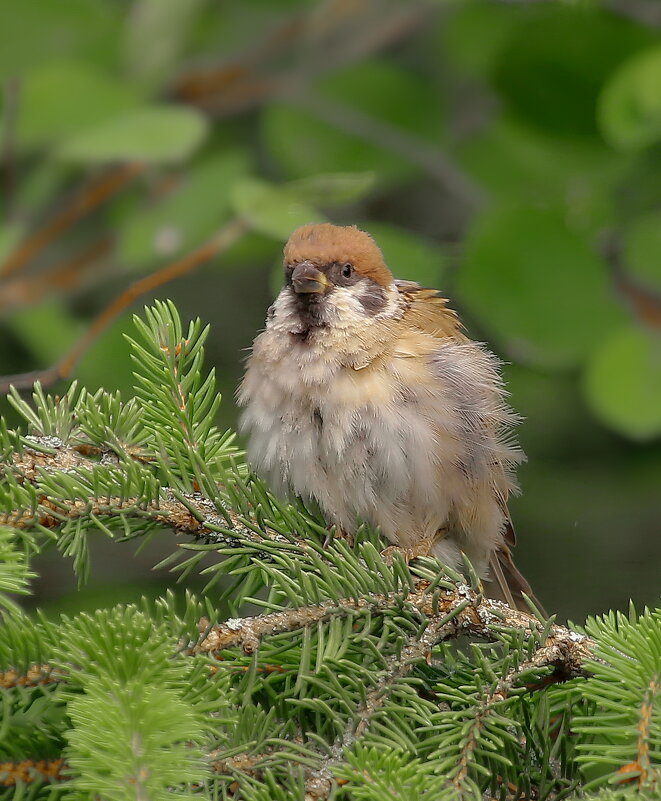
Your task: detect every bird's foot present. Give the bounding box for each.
[381,539,434,566]
[322,527,355,549]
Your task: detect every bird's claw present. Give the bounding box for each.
[380,540,434,566]
[322,527,354,549]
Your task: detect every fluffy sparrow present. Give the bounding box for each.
[238,223,537,609]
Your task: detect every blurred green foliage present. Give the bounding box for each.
[0,0,660,619]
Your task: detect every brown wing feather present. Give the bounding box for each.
[396,280,466,341]
[397,282,544,614]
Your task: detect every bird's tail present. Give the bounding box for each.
[485,544,546,617]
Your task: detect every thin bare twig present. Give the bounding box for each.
[0,218,247,393]
[600,230,661,331]
[291,91,485,210]
[607,0,661,27]
[0,163,143,278]
[0,237,112,314]
[174,4,429,118]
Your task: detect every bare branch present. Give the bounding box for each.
[291,92,485,210]
[0,164,143,278]
[0,218,248,393]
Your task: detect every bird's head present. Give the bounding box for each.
[279,223,395,333]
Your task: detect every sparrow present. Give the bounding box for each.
[237,223,537,610]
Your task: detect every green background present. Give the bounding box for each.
[1,0,660,622]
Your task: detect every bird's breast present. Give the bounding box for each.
[238,331,449,542]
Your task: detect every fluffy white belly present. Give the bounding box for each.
[239,349,453,549]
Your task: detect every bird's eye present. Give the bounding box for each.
[342,262,353,278]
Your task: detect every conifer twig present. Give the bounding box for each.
[2,486,293,548]
[0,664,59,689]
[617,672,660,787]
[195,582,593,671]
[7,436,305,549]
[0,758,67,787]
[300,585,592,798]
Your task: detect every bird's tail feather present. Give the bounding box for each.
[485,545,546,617]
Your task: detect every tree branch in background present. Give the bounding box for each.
[601,231,661,330]
[607,0,661,27]
[0,237,112,314]
[0,163,143,278]
[173,3,430,117]
[0,218,247,392]
[292,92,485,210]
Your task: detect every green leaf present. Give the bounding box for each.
[599,46,661,151]
[263,60,445,182]
[118,150,251,268]
[458,204,626,368]
[583,325,661,440]
[123,0,209,88]
[285,172,376,206]
[492,6,653,139]
[231,178,323,241]
[458,115,628,229]
[55,106,208,164]
[442,0,532,77]
[17,61,143,151]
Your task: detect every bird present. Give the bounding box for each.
[237,222,538,610]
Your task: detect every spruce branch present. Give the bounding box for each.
[5,435,308,570]
[0,664,58,690]
[574,607,661,793]
[193,581,593,672]
[2,300,661,800]
[0,758,67,787]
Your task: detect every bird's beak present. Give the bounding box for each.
[291,261,330,294]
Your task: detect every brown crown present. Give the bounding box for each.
[284,223,393,287]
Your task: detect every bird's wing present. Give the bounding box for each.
[395,282,543,613]
[395,280,466,341]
